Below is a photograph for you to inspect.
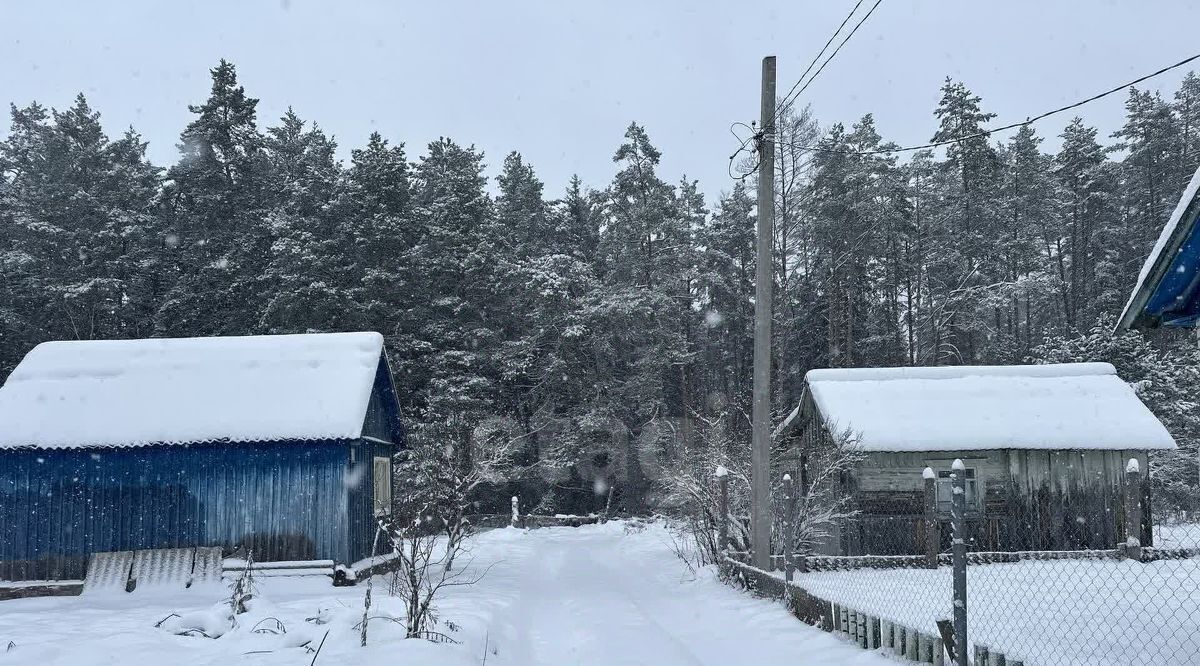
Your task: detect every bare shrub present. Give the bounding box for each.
[658,417,864,567]
[382,517,482,641]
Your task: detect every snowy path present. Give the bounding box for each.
[0,522,890,665]
[451,522,891,665]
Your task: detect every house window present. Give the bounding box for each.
[935,468,978,516]
[373,456,392,516]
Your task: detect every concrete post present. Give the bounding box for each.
[783,472,796,581]
[716,466,730,555]
[951,459,968,666]
[924,466,938,569]
[1124,457,1143,560]
[750,55,777,570]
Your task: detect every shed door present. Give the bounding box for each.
[373,456,392,516]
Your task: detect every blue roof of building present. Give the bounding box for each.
[1119,166,1200,330]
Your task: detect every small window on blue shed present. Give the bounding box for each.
[373,457,392,516]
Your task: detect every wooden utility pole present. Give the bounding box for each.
[751,55,776,570]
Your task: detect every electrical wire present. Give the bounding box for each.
[727,122,760,180]
[774,0,867,119]
[728,0,883,180]
[779,51,1200,157]
[777,0,884,118]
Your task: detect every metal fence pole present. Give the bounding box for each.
[784,472,796,581]
[716,466,730,555]
[951,458,968,666]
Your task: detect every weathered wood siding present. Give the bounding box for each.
[1005,449,1150,550]
[842,449,1151,554]
[784,390,1155,555]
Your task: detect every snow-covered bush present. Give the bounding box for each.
[780,426,865,557]
[658,417,752,567]
[381,516,480,641]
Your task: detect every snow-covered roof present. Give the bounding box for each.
[1118,164,1200,330]
[0,332,388,449]
[804,363,1176,452]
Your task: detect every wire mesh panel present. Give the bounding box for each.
[770,454,1200,665]
[966,551,1200,664]
[961,462,1200,666]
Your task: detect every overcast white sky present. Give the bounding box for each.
[3,1,1200,201]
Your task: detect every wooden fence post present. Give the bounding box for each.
[906,627,920,661]
[919,633,934,663]
[716,466,730,555]
[511,496,520,528]
[783,472,796,581]
[1123,458,1143,560]
[924,466,939,569]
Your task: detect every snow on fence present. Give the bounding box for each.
[720,555,960,665]
[756,546,1200,572]
[716,460,1200,665]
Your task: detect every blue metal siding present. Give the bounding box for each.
[0,440,355,579]
[1143,217,1200,327]
[346,439,382,564]
[361,356,405,445]
[347,357,403,564]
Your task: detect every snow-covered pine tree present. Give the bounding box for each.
[257,109,357,334]
[157,59,271,337]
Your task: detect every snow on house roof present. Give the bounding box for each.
[0,332,387,449]
[804,363,1176,452]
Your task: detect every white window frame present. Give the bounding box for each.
[935,467,979,517]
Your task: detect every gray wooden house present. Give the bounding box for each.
[774,363,1176,555]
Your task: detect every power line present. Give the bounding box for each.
[774,0,867,118]
[779,51,1200,157]
[729,0,883,181]
[778,0,884,116]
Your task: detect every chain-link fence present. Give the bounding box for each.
[721,456,1200,665]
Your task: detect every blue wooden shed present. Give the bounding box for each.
[1119,165,1200,329]
[0,332,404,581]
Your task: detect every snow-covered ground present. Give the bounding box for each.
[1155,521,1200,549]
[0,522,891,665]
[794,557,1200,665]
